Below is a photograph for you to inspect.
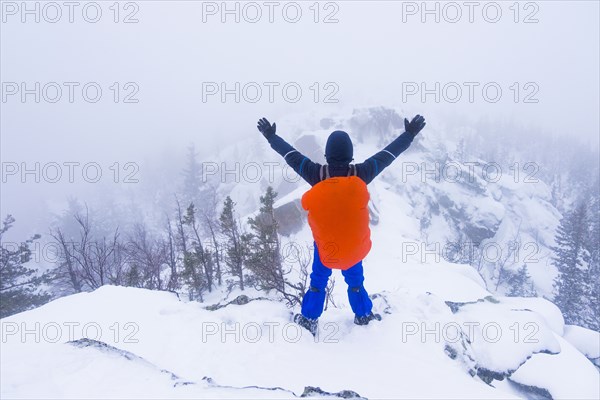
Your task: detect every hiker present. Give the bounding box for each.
[257,115,426,335]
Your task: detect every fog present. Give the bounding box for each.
[1,0,599,238]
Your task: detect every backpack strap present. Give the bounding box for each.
[320,165,330,181]
[347,164,357,177]
[320,165,356,180]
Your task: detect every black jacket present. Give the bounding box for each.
[267,131,416,186]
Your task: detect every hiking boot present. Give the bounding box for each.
[354,312,382,326]
[294,313,318,336]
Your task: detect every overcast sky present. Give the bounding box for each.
[1,0,599,235]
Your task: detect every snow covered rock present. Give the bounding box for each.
[2,281,598,399]
[563,325,600,366]
[510,334,600,399]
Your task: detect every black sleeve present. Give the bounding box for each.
[356,131,416,184]
[267,134,322,186]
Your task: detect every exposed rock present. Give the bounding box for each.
[295,134,325,163]
[69,339,362,398]
[445,296,490,313]
[67,338,193,385]
[202,377,366,399]
[275,200,305,236]
[301,386,364,399]
[506,379,553,400]
[204,294,268,311]
[348,106,404,145]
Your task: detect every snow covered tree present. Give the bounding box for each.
[582,193,599,330]
[552,202,591,326]
[245,187,285,294]
[219,196,246,291]
[182,203,213,300]
[453,137,468,162]
[124,263,143,288]
[244,187,312,306]
[494,225,522,291]
[175,199,202,300]
[204,211,222,287]
[583,253,599,330]
[506,265,537,297]
[0,215,50,318]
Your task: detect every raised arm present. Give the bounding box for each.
[257,118,321,186]
[357,115,426,184]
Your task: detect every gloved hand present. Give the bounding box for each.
[404,115,426,136]
[257,117,276,139]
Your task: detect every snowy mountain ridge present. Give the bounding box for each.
[3,107,598,399]
[210,107,562,297]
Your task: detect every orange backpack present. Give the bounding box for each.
[301,165,372,270]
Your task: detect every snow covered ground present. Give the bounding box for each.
[2,254,598,399]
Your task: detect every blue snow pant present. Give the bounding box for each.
[301,242,373,319]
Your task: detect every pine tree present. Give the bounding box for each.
[124,264,143,288]
[582,193,599,330]
[507,265,537,297]
[245,187,286,294]
[204,212,222,287]
[181,144,203,207]
[552,202,591,326]
[219,196,246,291]
[174,199,206,301]
[454,138,467,162]
[182,203,212,300]
[0,215,51,318]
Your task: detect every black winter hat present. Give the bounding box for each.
[325,130,353,165]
